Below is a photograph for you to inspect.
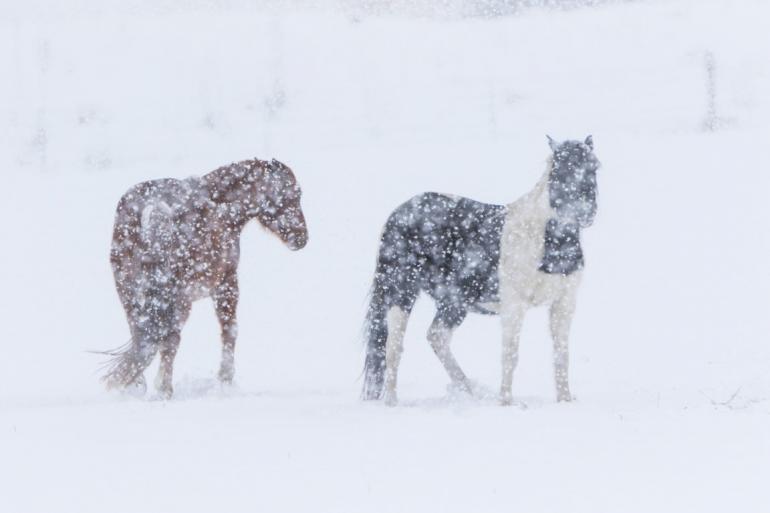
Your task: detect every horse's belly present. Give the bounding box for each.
[474,302,501,314]
[173,247,236,300]
[184,281,211,301]
[526,271,581,306]
[178,263,220,301]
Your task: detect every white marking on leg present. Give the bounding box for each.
[550,292,577,402]
[500,303,525,406]
[383,306,408,406]
[427,320,471,392]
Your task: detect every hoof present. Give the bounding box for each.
[218,367,235,384]
[383,391,398,407]
[156,385,173,400]
[361,390,381,401]
[154,377,173,400]
[500,391,513,406]
[154,372,174,399]
[121,375,147,397]
[448,379,473,395]
[557,393,573,403]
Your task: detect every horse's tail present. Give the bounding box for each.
[362,272,389,400]
[102,200,177,389]
[361,204,422,400]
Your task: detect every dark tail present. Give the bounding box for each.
[362,276,388,400]
[102,202,177,389]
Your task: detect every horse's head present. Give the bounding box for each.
[250,159,308,251]
[547,135,600,228]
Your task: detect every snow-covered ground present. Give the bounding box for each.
[1,1,768,511]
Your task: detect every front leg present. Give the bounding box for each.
[213,272,239,384]
[549,295,577,402]
[500,303,526,406]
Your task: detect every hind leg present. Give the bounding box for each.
[427,316,471,394]
[154,301,190,399]
[383,306,409,406]
[155,331,181,399]
[103,315,160,392]
[213,272,239,384]
[110,272,146,389]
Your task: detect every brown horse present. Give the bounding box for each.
[103,158,308,398]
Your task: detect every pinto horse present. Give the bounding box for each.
[362,136,599,406]
[103,158,308,398]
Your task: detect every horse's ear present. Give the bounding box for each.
[547,135,559,152]
[585,135,594,150]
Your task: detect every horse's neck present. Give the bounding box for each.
[200,166,259,228]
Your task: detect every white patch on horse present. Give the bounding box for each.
[140,201,173,236]
[497,156,587,402]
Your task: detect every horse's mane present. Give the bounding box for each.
[203,159,265,203]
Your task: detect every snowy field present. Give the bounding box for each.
[1,0,769,511]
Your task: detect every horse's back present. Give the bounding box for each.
[376,192,506,313]
[386,192,506,231]
[381,192,505,256]
[117,177,192,210]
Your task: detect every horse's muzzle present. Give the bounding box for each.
[287,231,308,251]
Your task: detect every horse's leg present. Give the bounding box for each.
[427,316,471,393]
[213,272,239,384]
[155,331,180,399]
[103,275,153,392]
[155,300,191,399]
[549,294,577,403]
[382,306,409,407]
[500,303,526,406]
